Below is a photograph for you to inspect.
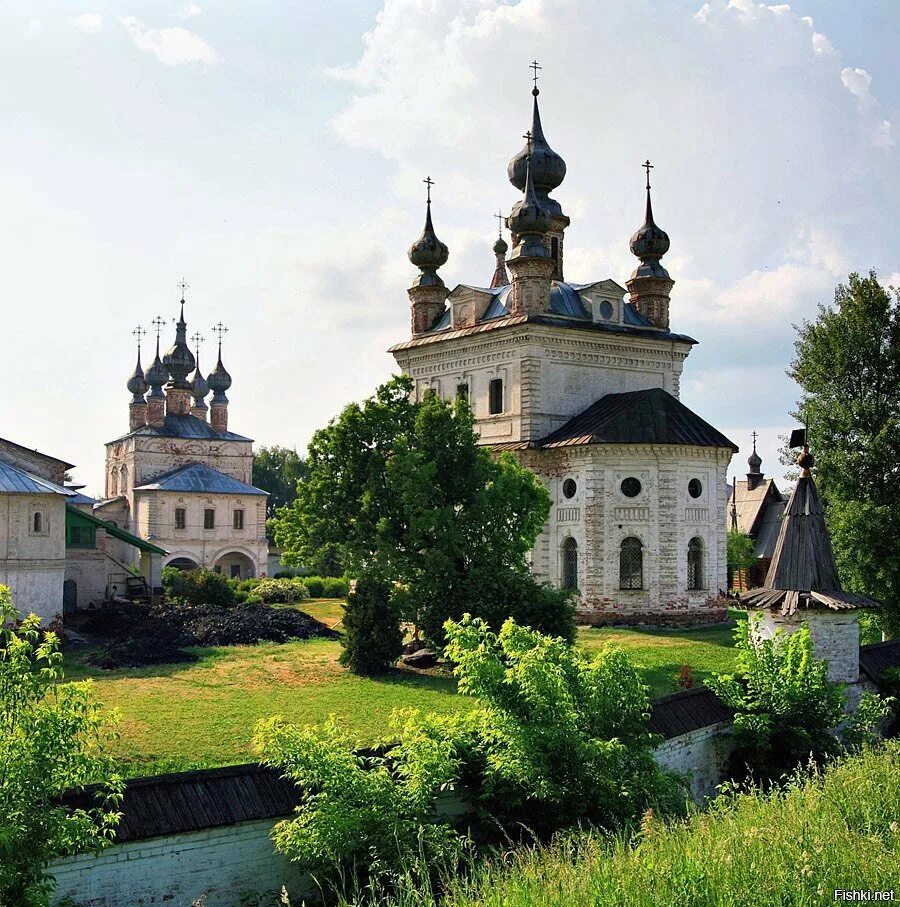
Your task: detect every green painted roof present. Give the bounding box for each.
[65,505,167,555]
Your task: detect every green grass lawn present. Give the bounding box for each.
[63,605,742,777]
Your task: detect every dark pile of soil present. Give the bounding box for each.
[80,600,339,670]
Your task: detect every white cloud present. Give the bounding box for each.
[118,16,218,66]
[841,67,894,149]
[24,19,42,39]
[810,32,833,55]
[177,4,202,18]
[70,12,103,33]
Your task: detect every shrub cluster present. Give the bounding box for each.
[340,574,403,675]
[162,567,236,608]
[300,576,350,599]
[256,617,678,896]
[246,578,310,605]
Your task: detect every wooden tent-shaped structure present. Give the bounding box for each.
[738,438,878,616]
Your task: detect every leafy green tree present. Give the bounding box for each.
[340,573,404,674]
[788,271,900,634]
[709,614,889,782]
[0,586,122,906]
[444,616,682,834]
[254,711,467,894]
[727,530,756,588]
[273,376,573,649]
[252,445,309,520]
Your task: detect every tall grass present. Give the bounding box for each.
[339,743,899,907]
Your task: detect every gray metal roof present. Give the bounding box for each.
[0,461,74,495]
[134,462,268,496]
[109,414,252,445]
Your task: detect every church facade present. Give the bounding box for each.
[97,301,268,580]
[390,81,737,626]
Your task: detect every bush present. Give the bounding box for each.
[254,712,466,895]
[246,578,310,605]
[709,613,889,781]
[340,575,403,675]
[444,616,681,835]
[322,576,350,598]
[162,567,236,608]
[415,568,575,650]
[303,577,325,598]
[0,586,122,906]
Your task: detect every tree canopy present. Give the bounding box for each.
[788,270,900,634]
[252,445,308,520]
[272,376,573,647]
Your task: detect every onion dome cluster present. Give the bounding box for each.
[408,198,449,287]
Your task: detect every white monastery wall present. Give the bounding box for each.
[653,720,735,801]
[519,444,730,625]
[50,819,314,907]
[0,493,66,622]
[0,438,68,483]
[393,324,691,446]
[133,489,268,576]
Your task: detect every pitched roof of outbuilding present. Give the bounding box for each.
[0,461,75,496]
[730,478,784,537]
[134,462,268,496]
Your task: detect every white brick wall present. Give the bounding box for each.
[51,819,315,907]
[653,721,735,801]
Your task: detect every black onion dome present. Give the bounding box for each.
[508,89,566,211]
[629,188,670,260]
[208,351,232,400]
[146,340,169,395]
[192,352,210,402]
[408,201,449,271]
[493,234,509,255]
[509,155,552,238]
[127,351,148,401]
[748,447,762,472]
[163,303,196,387]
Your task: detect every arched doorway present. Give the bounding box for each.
[63,579,77,615]
[213,551,256,580]
[166,557,201,572]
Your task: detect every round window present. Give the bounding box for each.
[562,478,577,499]
[688,478,703,499]
[621,477,642,498]
[599,300,614,320]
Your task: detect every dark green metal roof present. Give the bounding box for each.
[66,505,167,555]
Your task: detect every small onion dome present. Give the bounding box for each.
[748,447,762,472]
[127,352,148,402]
[191,354,209,404]
[163,303,196,387]
[507,89,566,214]
[509,155,552,239]
[208,350,232,402]
[146,343,169,397]
[493,234,509,255]
[629,184,671,281]
[408,200,449,287]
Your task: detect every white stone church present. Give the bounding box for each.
[391,82,738,626]
[97,300,269,580]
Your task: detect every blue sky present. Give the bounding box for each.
[1,0,897,493]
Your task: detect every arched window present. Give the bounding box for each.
[32,512,43,533]
[619,537,643,590]
[119,466,128,495]
[687,537,705,591]
[561,537,578,590]
[109,466,118,498]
